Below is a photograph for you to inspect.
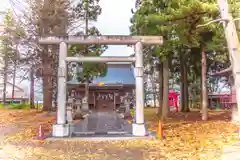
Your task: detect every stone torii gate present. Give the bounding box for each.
[39,35,163,137]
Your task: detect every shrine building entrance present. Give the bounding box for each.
[39,36,163,137]
[96,91,114,111]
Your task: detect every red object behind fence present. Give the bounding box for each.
[168,90,179,112]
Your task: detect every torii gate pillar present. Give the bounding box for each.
[132,42,146,136]
[52,42,69,137]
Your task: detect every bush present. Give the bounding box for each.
[8,103,31,109]
[0,104,4,109]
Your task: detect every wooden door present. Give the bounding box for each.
[96,92,114,112]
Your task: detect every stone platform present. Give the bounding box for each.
[47,110,152,140]
[72,111,132,135]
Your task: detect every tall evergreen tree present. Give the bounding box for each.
[130,0,231,119]
[21,0,106,111]
[0,9,25,105]
[69,0,107,109]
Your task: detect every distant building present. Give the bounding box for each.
[210,66,236,106]
[0,82,28,104]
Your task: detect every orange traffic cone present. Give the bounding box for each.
[157,121,165,139]
[36,125,45,140]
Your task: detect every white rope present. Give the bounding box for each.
[197,18,230,28]
[197,17,240,28]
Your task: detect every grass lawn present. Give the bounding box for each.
[0,108,239,160]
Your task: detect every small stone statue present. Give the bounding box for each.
[73,98,83,120]
[70,63,78,78]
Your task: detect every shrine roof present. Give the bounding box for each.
[67,63,135,85]
[92,64,135,85]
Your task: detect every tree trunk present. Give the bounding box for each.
[3,53,8,106]
[157,63,163,117]
[41,0,52,111]
[42,49,53,111]
[12,60,17,101]
[52,72,58,110]
[180,52,190,112]
[200,76,203,109]
[162,59,169,120]
[84,0,89,105]
[201,49,208,120]
[85,79,89,101]
[51,47,58,111]
[151,76,156,107]
[30,68,35,108]
[42,77,53,111]
[3,60,8,106]
[180,54,185,111]
[153,91,156,107]
[183,61,190,112]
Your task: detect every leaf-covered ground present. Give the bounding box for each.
[0,108,239,160]
[0,109,38,127]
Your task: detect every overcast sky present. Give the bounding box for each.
[0,0,135,56]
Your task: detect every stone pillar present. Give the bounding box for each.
[66,97,73,123]
[132,41,147,136]
[52,42,69,137]
[113,92,116,111]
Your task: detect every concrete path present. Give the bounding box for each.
[73,111,132,134]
